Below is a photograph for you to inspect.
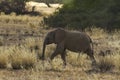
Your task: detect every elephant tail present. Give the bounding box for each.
[41,39,46,60]
[88,36,94,53]
[90,37,94,54]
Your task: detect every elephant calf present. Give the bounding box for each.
[41,28,96,66]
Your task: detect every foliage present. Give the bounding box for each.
[44,0,120,31]
[0,0,30,14]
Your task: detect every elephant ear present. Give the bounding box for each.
[54,28,65,44]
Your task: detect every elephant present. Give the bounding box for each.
[41,28,96,66]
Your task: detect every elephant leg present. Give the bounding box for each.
[86,48,96,66]
[50,51,59,61]
[61,50,67,66]
[89,55,96,66]
[48,51,59,66]
[50,45,64,61]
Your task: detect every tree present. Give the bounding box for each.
[44,0,120,31]
[0,0,30,14]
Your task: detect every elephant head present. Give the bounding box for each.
[41,28,65,60]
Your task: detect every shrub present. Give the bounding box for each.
[0,0,29,14]
[44,0,120,31]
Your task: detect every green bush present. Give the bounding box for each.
[44,0,120,31]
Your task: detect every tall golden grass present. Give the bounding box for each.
[0,45,37,69]
[0,27,119,71]
[0,13,119,79]
[0,12,120,80]
[0,12,43,29]
[10,46,37,69]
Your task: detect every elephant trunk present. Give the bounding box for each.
[41,39,47,60]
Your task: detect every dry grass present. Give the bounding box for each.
[0,12,43,29]
[97,55,115,72]
[0,45,37,69]
[0,49,9,68]
[0,14,119,80]
[10,46,37,69]
[113,53,120,70]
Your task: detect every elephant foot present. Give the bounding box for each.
[62,63,66,68]
[41,60,45,67]
[91,62,99,71]
[47,58,52,64]
[91,60,97,67]
[92,61,96,66]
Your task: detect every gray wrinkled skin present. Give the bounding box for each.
[41,28,96,66]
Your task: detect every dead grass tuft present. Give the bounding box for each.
[113,53,120,71]
[10,46,37,69]
[0,47,10,68]
[0,53,8,68]
[97,55,115,72]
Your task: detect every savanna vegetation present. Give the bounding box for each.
[0,0,119,80]
[44,0,120,31]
